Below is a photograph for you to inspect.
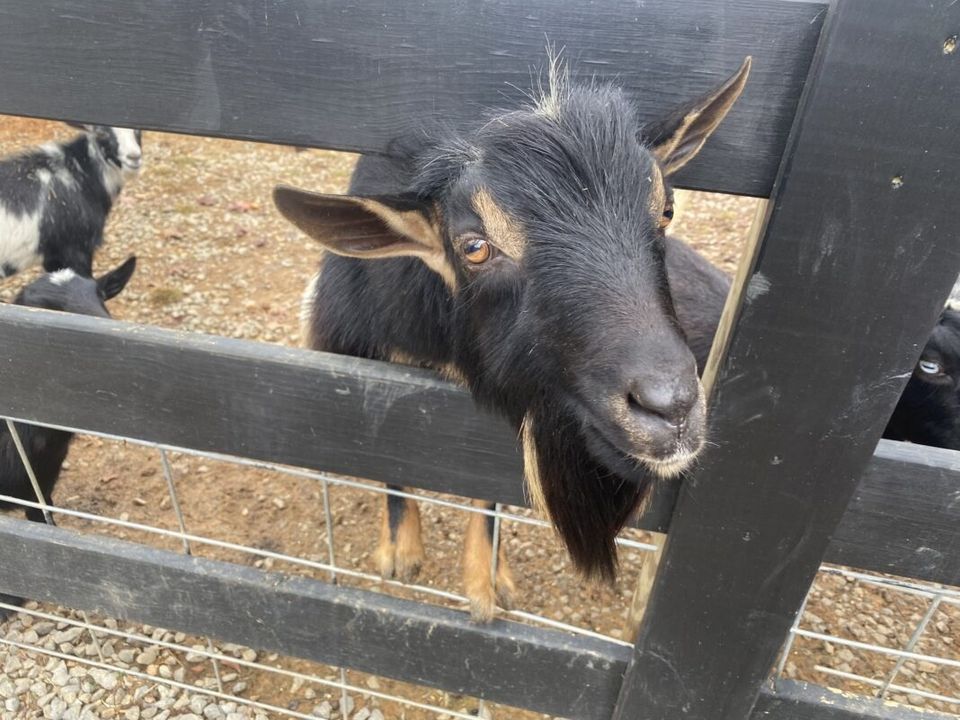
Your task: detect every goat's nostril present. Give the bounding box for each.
[626,381,697,428]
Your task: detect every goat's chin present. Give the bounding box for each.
[522,403,653,583]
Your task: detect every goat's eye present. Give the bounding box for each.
[659,205,674,230]
[461,235,492,264]
[919,360,943,375]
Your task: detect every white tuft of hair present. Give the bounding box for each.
[533,44,570,120]
[49,268,76,286]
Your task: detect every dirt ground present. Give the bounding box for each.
[0,117,958,719]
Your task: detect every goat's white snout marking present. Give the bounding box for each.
[114,128,142,171]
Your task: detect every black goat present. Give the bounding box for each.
[276,58,752,619]
[0,125,142,278]
[0,257,136,619]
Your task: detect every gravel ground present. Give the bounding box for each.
[0,117,957,719]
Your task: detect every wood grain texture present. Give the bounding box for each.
[826,440,960,588]
[0,0,826,196]
[0,515,630,719]
[613,0,960,717]
[1,305,959,585]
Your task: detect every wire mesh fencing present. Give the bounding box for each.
[1,415,959,719]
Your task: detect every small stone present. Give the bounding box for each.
[369,711,384,720]
[272,497,286,509]
[304,688,316,700]
[137,648,159,665]
[5,698,21,714]
[89,668,119,690]
[142,709,158,719]
[33,621,56,636]
[353,709,371,720]
[203,706,223,720]
[226,714,245,720]
[312,702,332,719]
[231,682,247,694]
[125,708,141,720]
[190,696,207,715]
[51,665,72,687]
[340,696,355,715]
[917,661,939,674]
[240,649,257,663]
[364,677,380,691]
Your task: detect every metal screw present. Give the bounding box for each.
[945,35,957,55]
[890,175,904,190]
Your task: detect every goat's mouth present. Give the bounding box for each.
[567,394,705,480]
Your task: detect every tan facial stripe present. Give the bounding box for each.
[649,163,666,216]
[353,198,458,290]
[472,189,526,260]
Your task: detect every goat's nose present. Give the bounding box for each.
[626,371,699,429]
[127,150,142,163]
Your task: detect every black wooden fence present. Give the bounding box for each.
[0,0,959,718]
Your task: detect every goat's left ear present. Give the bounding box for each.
[97,256,137,300]
[274,183,450,263]
[643,56,752,175]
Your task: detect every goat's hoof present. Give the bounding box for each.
[468,586,498,623]
[375,543,424,582]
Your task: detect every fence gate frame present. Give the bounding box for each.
[0,1,959,719]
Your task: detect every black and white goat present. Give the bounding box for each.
[276,58,752,619]
[0,256,136,619]
[0,125,142,278]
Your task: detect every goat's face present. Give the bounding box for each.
[276,59,750,577]
[15,257,137,318]
[68,124,144,176]
[888,308,960,450]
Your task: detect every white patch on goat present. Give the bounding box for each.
[113,128,142,173]
[49,268,77,286]
[0,206,43,275]
[41,142,63,159]
[88,135,124,199]
[35,168,52,184]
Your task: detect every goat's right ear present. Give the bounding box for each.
[273,185,442,256]
[97,256,137,300]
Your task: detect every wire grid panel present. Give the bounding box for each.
[0,417,651,719]
[777,566,960,716]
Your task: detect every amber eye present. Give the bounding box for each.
[659,205,674,230]
[462,235,492,264]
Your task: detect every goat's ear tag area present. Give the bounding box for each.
[273,186,442,259]
[648,56,752,175]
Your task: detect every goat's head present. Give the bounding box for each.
[15,256,137,318]
[67,123,144,176]
[276,58,751,578]
[888,306,960,451]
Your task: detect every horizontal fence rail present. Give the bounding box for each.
[0,305,958,586]
[0,0,826,196]
[0,516,949,720]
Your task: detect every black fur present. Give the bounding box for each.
[883,308,960,449]
[301,84,717,579]
[0,257,135,618]
[0,126,141,277]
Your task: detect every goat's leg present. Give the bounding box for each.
[463,500,516,622]
[374,486,425,581]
